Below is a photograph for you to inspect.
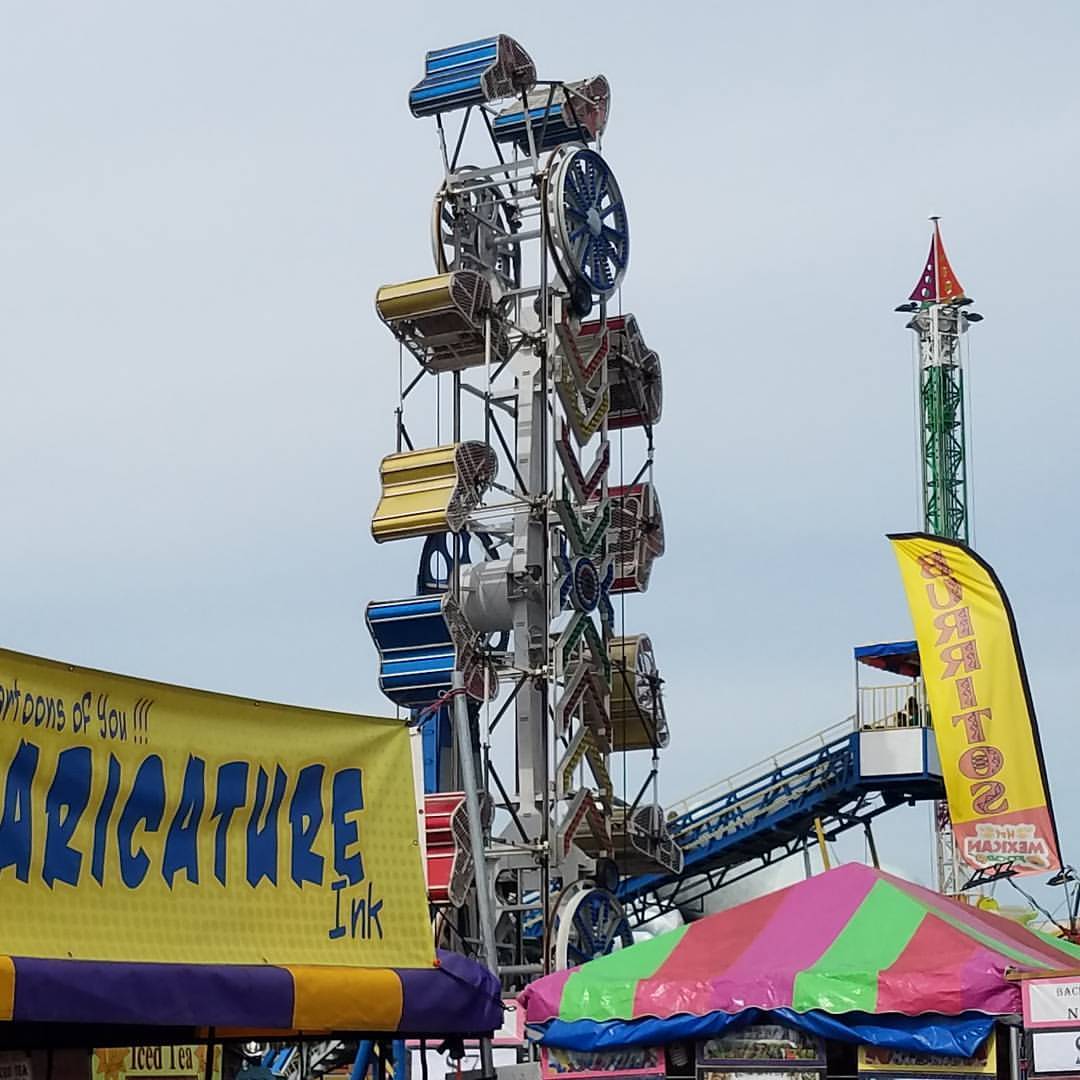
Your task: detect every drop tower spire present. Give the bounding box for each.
[909,217,967,305]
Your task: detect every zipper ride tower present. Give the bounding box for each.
[365,36,678,988]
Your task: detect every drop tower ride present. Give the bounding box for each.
[895,218,984,894]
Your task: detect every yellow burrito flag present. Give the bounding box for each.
[889,533,1060,878]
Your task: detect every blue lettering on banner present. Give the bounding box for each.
[0,681,147,744]
[0,738,376,915]
[43,746,91,888]
[328,878,385,941]
[163,755,205,887]
[246,766,287,887]
[212,761,249,886]
[331,768,364,886]
[118,755,165,888]
[0,740,38,882]
[289,764,325,887]
[91,754,122,885]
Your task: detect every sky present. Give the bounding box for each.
[2,2,1079,909]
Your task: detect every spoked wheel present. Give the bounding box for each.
[552,881,633,969]
[432,177,520,291]
[545,147,629,299]
[625,635,666,745]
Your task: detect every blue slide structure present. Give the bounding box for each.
[619,642,944,923]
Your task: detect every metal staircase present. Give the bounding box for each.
[619,713,944,923]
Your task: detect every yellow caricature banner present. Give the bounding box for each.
[889,535,1060,876]
[0,649,434,967]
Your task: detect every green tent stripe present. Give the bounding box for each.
[1032,928,1080,962]
[560,925,689,1022]
[792,880,927,1013]
[887,875,1078,970]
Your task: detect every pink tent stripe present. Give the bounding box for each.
[701,864,877,1012]
[885,871,1074,969]
[632,884,791,1018]
[875,913,981,1014]
[530,969,573,1023]
[959,946,1023,1016]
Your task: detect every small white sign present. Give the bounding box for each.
[1026,979,1080,1027]
[0,1053,31,1080]
[1032,1030,1080,1074]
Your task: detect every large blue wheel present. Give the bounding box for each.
[553,883,633,969]
[546,147,629,298]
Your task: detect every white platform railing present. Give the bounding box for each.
[665,716,857,824]
[857,681,930,731]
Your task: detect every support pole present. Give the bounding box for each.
[814,818,831,871]
[350,1043,374,1080]
[452,673,498,1080]
[204,1032,216,1080]
[864,822,880,869]
[392,1041,408,1080]
[452,671,498,972]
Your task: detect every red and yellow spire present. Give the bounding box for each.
[909,217,967,304]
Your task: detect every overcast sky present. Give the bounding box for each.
[3,2,1079,906]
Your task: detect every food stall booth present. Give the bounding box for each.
[0,649,501,1080]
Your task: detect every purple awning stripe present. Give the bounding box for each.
[397,950,503,1035]
[10,958,294,1029]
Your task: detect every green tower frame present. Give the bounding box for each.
[918,305,969,544]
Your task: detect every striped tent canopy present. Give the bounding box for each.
[521,864,1080,1050]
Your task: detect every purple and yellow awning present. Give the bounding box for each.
[0,651,503,1044]
[0,950,501,1038]
[521,865,1080,1048]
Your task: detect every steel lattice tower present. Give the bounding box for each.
[896,218,983,894]
[363,38,677,990]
